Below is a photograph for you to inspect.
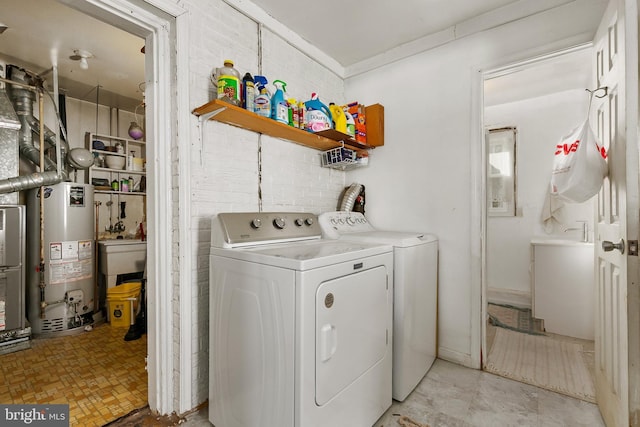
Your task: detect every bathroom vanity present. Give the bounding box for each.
[530,239,595,340]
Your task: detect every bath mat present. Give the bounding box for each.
[486,327,595,403]
[488,303,545,335]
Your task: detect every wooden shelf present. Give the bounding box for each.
[192,99,373,152]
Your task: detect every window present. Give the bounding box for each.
[487,127,516,216]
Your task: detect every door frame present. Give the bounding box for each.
[61,0,191,414]
[470,43,593,370]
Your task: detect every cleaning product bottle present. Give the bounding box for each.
[287,98,298,127]
[344,107,356,138]
[253,75,271,118]
[271,80,289,124]
[216,60,241,106]
[242,72,255,111]
[298,100,306,130]
[304,93,332,132]
[329,103,347,134]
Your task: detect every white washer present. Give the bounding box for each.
[318,211,438,402]
[209,212,394,427]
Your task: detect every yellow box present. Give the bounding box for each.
[107,282,141,328]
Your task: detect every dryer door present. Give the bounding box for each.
[315,265,388,405]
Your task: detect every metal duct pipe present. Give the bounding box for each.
[7,66,69,172]
[0,170,63,194]
[9,84,68,174]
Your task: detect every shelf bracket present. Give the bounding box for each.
[197,107,227,166]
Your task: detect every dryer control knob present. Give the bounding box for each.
[251,218,262,229]
[294,218,304,226]
[305,217,314,226]
[273,217,286,229]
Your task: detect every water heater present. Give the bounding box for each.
[27,182,95,336]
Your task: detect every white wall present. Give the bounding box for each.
[344,1,606,366]
[484,89,594,306]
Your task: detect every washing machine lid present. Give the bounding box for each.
[210,239,392,270]
[336,231,437,248]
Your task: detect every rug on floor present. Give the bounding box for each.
[486,327,595,403]
[488,302,545,335]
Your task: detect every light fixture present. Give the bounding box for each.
[128,81,146,140]
[69,49,93,70]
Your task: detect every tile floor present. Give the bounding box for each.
[0,322,147,426]
[175,358,605,427]
[374,359,604,427]
[3,321,603,426]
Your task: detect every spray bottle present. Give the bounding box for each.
[271,80,289,124]
[253,75,271,118]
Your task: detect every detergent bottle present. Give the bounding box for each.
[304,93,332,132]
[271,80,289,124]
[253,75,271,118]
[215,60,241,106]
[329,103,347,134]
[344,107,356,138]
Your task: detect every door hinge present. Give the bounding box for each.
[628,240,638,256]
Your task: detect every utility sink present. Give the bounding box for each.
[98,239,146,289]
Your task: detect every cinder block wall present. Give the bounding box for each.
[183,0,347,407]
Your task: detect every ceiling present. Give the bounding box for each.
[0,0,589,110]
[250,0,523,67]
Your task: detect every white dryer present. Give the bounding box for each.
[209,212,394,427]
[319,211,438,402]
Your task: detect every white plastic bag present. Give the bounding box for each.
[550,120,608,203]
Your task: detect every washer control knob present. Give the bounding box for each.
[330,218,338,225]
[346,216,355,226]
[251,218,262,229]
[294,218,304,227]
[273,217,286,229]
[305,217,314,226]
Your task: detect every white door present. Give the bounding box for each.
[315,266,388,405]
[592,0,639,425]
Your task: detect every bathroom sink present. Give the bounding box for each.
[98,240,146,288]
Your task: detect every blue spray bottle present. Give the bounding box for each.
[271,80,289,124]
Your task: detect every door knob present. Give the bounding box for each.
[602,239,625,254]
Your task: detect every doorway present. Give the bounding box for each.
[0,0,180,422]
[481,45,598,403]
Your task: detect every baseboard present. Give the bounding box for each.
[438,346,477,369]
[487,287,531,309]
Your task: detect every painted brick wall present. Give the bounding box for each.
[182,0,347,408]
